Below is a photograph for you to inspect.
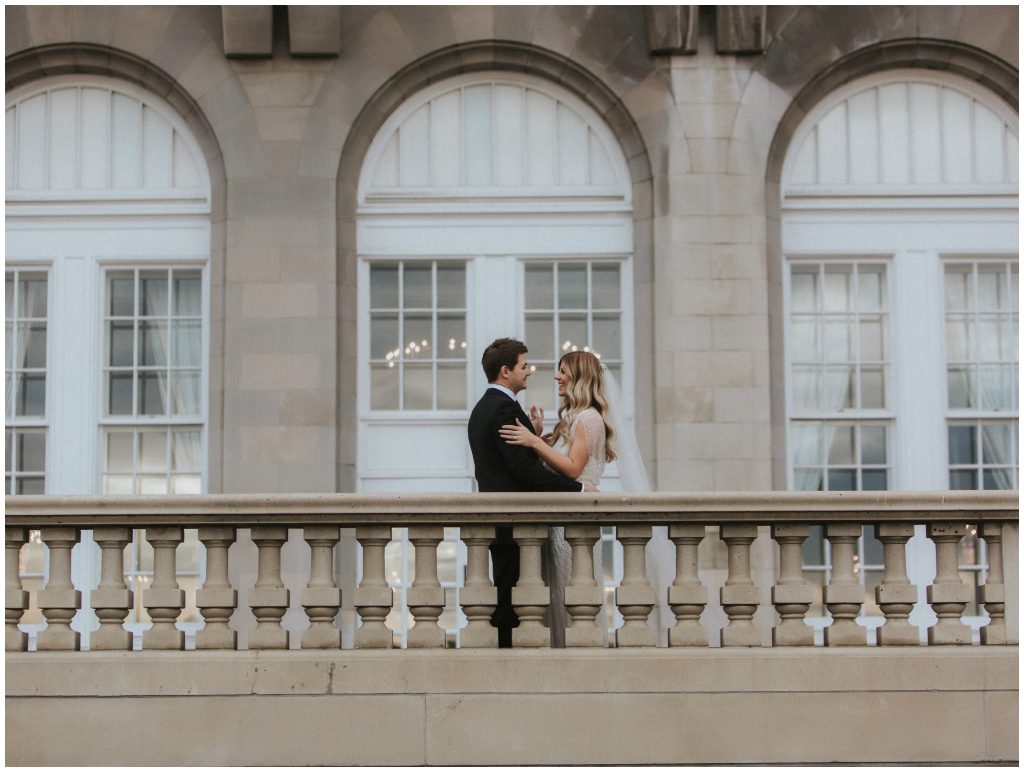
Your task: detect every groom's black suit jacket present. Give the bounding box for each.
[468,387,581,646]
[468,387,583,493]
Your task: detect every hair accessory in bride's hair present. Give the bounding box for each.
[599,362,608,373]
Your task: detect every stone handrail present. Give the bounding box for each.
[5,491,1018,652]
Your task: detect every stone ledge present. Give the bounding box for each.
[6,646,1017,697]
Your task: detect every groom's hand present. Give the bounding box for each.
[583,483,598,492]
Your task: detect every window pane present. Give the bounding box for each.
[18,477,44,495]
[983,469,1015,490]
[802,525,825,564]
[5,275,13,318]
[403,364,432,410]
[171,475,201,495]
[108,271,135,316]
[104,474,133,495]
[592,315,620,360]
[402,315,432,360]
[108,372,134,415]
[525,265,553,309]
[949,469,976,489]
[827,426,854,465]
[789,318,819,361]
[171,371,200,416]
[173,272,202,316]
[791,367,820,411]
[371,314,399,360]
[944,267,969,311]
[828,469,856,491]
[947,366,972,408]
[791,423,822,466]
[857,267,883,313]
[859,367,885,409]
[858,318,883,361]
[138,476,168,495]
[139,321,168,366]
[109,321,135,367]
[436,364,466,410]
[140,271,168,316]
[823,366,853,409]
[5,430,11,473]
[559,316,587,355]
[435,265,465,309]
[790,269,818,313]
[19,274,48,318]
[17,374,45,416]
[139,372,167,415]
[171,321,201,367]
[948,425,976,465]
[823,268,851,312]
[436,315,466,360]
[793,469,824,491]
[403,265,432,309]
[981,423,1013,466]
[558,264,587,310]
[978,365,1014,410]
[944,316,971,361]
[860,425,886,464]
[824,319,852,362]
[861,470,887,490]
[591,264,620,309]
[861,525,884,565]
[18,431,45,472]
[5,323,12,371]
[172,430,201,472]
[524,316,554,361]
[370,265,399,309]
[977,266,1006,311]
[370,363,399,410]
[139,430,167,472]
[107,432,133,473]
[17,322,46,368]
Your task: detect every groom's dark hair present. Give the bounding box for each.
[482,338,528,382]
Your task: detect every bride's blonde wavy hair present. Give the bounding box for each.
[549,351,616,461]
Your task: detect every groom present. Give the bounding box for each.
[468,337,591,647]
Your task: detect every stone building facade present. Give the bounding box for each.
[6,5,1018,500]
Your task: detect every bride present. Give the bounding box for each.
[499,351,673,646]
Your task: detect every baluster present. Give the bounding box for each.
[459,525,498,648]
[354,527,394,649]
[875,524,919,646]
[979,523,1006,645]
[6,528,29,652]
[927,522,971,645]
[719,525,760,646]
[406,526,445,648]
[142,528,185,650]
[512,525,549,648]
[824,523,865,646]
[616,525,656,647]
[668,524,707,646]
[36,527,81,651]
[196,527,238,650]
[90,527,133,651]
[301,526,342,649]
[771,524,813,646]
[248,527,290,650]
[563,525,603,647]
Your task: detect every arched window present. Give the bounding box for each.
[357,72,634,493]
[781,70,1018,637]
[6,75,212,647]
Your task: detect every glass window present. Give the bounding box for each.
[368,261,468,411]
[5,269,48,495]
[523,260,623,415]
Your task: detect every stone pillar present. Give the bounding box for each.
[824,523,865,646]
[616,525,656,647]
[980,523,1006,645]
[564,525,603,647]
[142,527,185,650]
[36,527,81,651]
[301,526,342,649]
[6,528,29,652]
[406,526,445,648]
[875,524,919,646]
[196,527,238,650]
[353,527,393,649]
[927,523,972,645]
[90,527,133,651]
[719,525,760,646]
[248,527,290,650]
[771,524,814,646]
[512,525,549,648]
[459,525,498,648]
[668,524,707,646]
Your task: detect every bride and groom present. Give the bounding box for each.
[468,337,664,647]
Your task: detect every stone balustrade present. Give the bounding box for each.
[4,491,1018,652]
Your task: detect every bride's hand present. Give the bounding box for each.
[528,405,544,435]
[499,418,539,448]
